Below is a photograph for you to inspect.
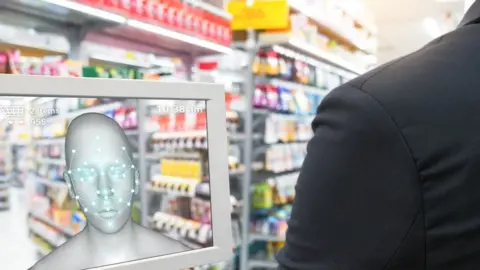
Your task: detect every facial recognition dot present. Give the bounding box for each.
[92,201,96,206]
[127,202,131,206]
[122,146,126,150]
[106,207,110,211]
[80,178,84,182]
[96,190,100,195]
[115,160,119,163]
[90,168,94,172]
[108,222,112,227]
[122,174,126,178]
[131,165,135,169]
[84,161,88,165]
[75,196,80,200]
[72,149,76,153]
[131,189,135,193]
[77,168,81,172]
[122,164,126,168]
[118,198,123,202]
[111,188,115,193]
[105,196,109,200]
[67,170,72,174]
[84,208,88,213]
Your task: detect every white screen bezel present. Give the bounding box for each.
[0,75,233,270]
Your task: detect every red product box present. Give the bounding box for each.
[165,0,181,28]
[155,0,167,25]
[76,0,101,6]
[175,113,186,131]
[199,10,209,38]
[157,115,170,132]
[221,19,232,46]
[208,15,219,42]
[103,0,123,13]
[191,7,202,35]
[183,2,193,32]
[195,111,206,130]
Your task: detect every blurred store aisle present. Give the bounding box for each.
[0,188,37,270]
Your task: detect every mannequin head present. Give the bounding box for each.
[64,113,139,234]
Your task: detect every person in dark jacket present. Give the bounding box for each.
[276,2,480,270]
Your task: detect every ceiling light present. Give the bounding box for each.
[423,18,442,38]
[40,0,127,24]
[127,20,233,54]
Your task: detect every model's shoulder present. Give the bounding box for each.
[29,233,91,270]
[134,225,191,254]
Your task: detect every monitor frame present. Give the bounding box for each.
[0,75,233,270]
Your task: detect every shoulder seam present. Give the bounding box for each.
[345,83,426,270]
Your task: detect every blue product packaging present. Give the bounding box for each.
[277,87,291,113]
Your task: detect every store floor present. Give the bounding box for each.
[0,187,37,270]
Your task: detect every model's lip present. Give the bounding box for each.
[98,210,118,219]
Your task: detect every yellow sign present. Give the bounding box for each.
[227,0,289,30]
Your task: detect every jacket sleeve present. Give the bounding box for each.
[275,84,423,270]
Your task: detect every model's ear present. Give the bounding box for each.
[134,169,140,195]
[63,170,75,199]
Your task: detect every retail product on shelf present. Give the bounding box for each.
[76,0,232,46]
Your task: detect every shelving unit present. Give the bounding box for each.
[230,1,377,269]
[0,1,378,270]
[0,139,12,210]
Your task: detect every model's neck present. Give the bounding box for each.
[85,219,137,253]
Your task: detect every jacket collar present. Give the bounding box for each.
[459,0,480,27]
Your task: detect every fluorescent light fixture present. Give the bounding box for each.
[127,20,233,55]
[40,0,127,24]
[423,18,442,38]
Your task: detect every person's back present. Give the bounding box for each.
[276,2,480,270]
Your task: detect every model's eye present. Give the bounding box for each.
[108,165,127,179]
[76,167,98,182]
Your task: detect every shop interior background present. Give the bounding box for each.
[0,0,473,270]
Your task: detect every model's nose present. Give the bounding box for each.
[97,171,114,199]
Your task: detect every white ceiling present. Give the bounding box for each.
[364,0,466,64]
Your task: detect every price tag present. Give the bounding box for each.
[227,0,289,30]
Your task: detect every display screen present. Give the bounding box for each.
[0,97,213,270]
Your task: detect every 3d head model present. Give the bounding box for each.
[29,112,191,270]
[63,112,139,234]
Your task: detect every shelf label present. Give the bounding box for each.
[227,0,289,30]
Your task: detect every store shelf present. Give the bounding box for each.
[0,189,9,197]
[0,182,9,189]
[46,102,123,123]
[259,33,365,75]
[35,129,138,145]
[0,201,10,209]
[36,158,64,166]
[288,1,374,54]
[33,242,51,256]
[31,175,67,189]
[249,233,285,243]
[267,78,328,94]
[249,260,278,269]
[30,212,76,236]
[3,0,232,57]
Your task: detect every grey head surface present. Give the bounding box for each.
[64,112,139,234]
